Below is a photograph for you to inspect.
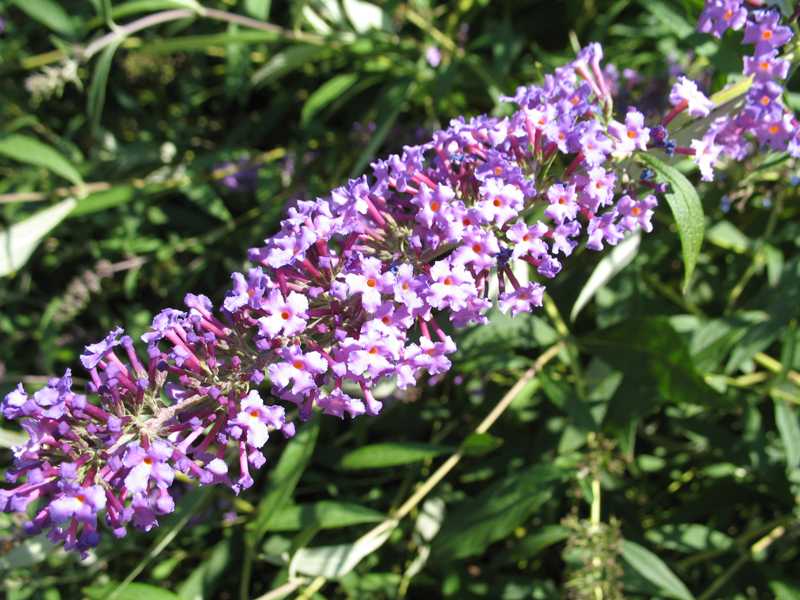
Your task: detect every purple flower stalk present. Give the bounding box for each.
[688,3,800,180]
[4,6,799,553]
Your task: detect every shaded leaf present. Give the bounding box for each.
[301,73,360,126]
[339,442,450,470]
[88,38,124,135]
[247,416,320,543]
[0,134,83,186]
[774,398,800,470]
[10,0,78,37]
[84,583,180,600]
[252,45,328,87]
[571,231,640,321]
[265,500,385,532]
[645,524,734,554]
[432,464,564,560]
[622,540,694,600]
[176,539,232,600]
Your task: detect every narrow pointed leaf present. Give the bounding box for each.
[622,539,695,600]
[0,134,84,186]
[638,152,704,292]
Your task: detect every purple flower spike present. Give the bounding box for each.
[80,326,124,369]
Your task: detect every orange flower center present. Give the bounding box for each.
[472,243,482,253]
[292,360,304,370]
[759,61,770,71]
[369,346,379,354]
[280,310,290,320]
[493,198,502,207]
[443,276,453,285]
[558,196,567,205]
[762,29,773,41]
[627,129,637,139]
[249,409,260,418]
[631,206,642,216]
[494,166,503,175]
[760,96,771,106]
[522,234,531,241]
[769,124,780,134]
[723,9,733,20]
[366,278,377,288]
[143,457,153,465]
[430,201,440,212]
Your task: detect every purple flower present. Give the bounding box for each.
[49,484,106,524]
[743,10,793,53]
[498,282,545,316]
[344,256,394,313]
[698,0,747,38]
[123,441,175,495]
[618,195,658,233]
[80,326,124,369]
[233,390,288,448]
[268,346,328,396]
[670,77,714,118]
[743,50,790,81]
[258,290,309,338]
[477,179,524,226]
[609,109,650,156]
[425,46,442,68]
[545,183,579,224]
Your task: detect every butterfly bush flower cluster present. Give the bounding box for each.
[2,4,798,555]
[679,0,800,179]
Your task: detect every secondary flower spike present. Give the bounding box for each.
[3,3,800,555]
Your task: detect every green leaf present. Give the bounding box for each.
[0,134,84,186]
[72,186,136,217]
[247,416,320,543]
[0,198,77,278]
[774,398,800,470]
[706,220,751,254]
[645,524,734,554]
[349,79,411,177]
[506,525,570,563]
[638,152,704,293]
[265,500,385,532]
[641,0,693,38]
[571,231,640,321]
[726,259,800,373]
[301,73,360,126]
[0,534,57,571]
[10,0,78,37]
[339,442,450,470]
[244,0,271,19]
[770,577,800,599]
[252,45,328,87]
[460,432,504,457]
[342,0,387,32]
[87,38,123,135]
[622,540,695,600]
[432,464,564,560]
[84,583,180,600]
[289,519,397,579]
[109,489,211,599]
[176,539,232,600]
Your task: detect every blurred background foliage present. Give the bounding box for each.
[1,0,800,598]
